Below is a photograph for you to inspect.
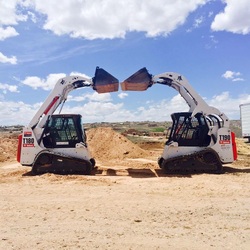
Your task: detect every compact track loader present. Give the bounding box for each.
[121,68,237,173]
[17,67,118,175]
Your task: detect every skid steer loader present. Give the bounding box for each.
[17,67,118,175]
[121,68,237,173]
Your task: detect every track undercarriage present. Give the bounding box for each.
[158,148,223,174]
[32,151,95,175]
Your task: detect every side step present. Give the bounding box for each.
[32,151,95,175]
[158,148,223,174]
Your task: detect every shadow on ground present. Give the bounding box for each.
[21,166,250,178]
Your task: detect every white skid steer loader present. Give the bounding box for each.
[121,68,237,173]
[17,67,118,175]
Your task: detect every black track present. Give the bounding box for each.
[158,148,223,174]
[32,151,94,175]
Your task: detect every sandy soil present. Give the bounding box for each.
[0,129,250,250]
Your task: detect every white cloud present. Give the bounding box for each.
[0,83,19,93]
[22,73,66,90]
[0,100,40,126]
[27,11,37,23]
[0,0,24,26]
[208,92,249,117]
[211,91,229,102]
[76,92,248,122]
[70,91,248,122]
[29,0,207,39]
[0,0,28,40]
[21,71,95,91]
[209,35,218,44]
[222,70,244,81]
[0,52,17,64]
[194,16,205,28]
[133,94,189,121]
[0,91,248,125]
[118,93,128,99]
[0,26,19,40]
[232,78,244,82]
[169,94,188,110]
[211,0,250,34]
[86,92,112,102]
[68,92,112,103]
[222,70,239,79]
[1,0,249,42]
[203,35,218,49]
[70,71,90,79]
[57,101,130,123]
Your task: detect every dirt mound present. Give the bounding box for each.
[0,133,18,163]
[137,141,164,150]
[236,138,250,155]
[86,127,151,161]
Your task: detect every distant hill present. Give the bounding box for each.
[1,120,243,138]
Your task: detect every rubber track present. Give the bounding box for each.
[159,148,223,174]
[32,150,93,175]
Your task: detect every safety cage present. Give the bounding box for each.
[42,114,86,148]
[167,112,211,147]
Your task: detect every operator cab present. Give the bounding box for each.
[42,114,86,148]
[167,112,211,147]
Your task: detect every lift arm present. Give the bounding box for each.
[121,67,229,127]
[29,67,118,129]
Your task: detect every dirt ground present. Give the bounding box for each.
[0,128,250,250]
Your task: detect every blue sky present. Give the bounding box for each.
[0,0,250,125]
